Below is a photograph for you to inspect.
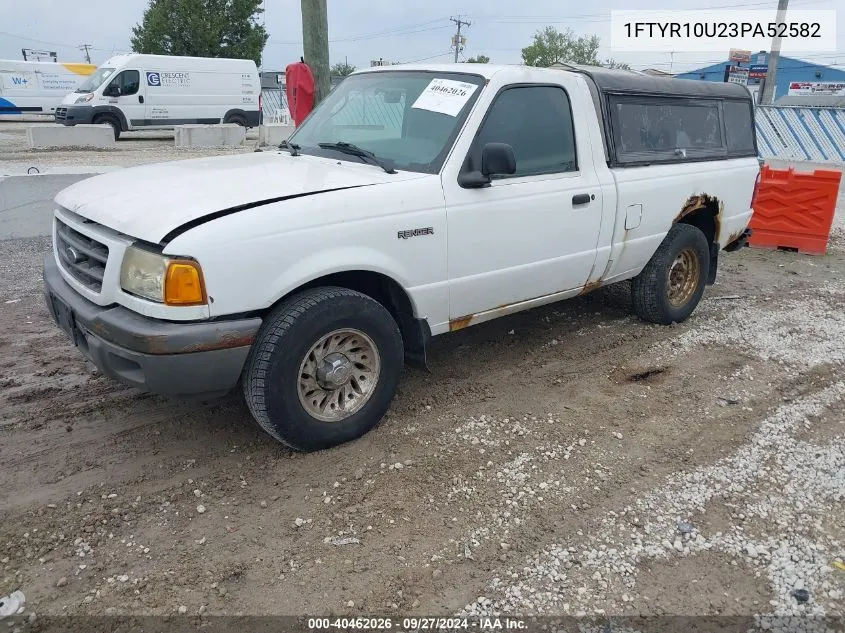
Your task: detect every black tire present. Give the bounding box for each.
[226,114,247,127]
[94,115,121,140]
[631,223,710,325]
[242,286,403,452]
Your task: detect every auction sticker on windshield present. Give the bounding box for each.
[411,78,479,117]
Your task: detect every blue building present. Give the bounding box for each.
[674,52,845,104]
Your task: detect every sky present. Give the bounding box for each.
[1,0,843,74]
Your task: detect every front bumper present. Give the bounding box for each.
[43,254,262,397]
[54,104,94,126]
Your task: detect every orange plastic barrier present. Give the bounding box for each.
[749,165,842,255]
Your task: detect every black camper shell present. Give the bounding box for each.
[565,65,758,168]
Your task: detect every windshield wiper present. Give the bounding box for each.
[279,139,301,156]
[318,142,397,174]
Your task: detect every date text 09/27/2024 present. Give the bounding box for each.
[307,617,528,630]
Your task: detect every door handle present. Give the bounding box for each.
[139,95,144,104]
[572,193,591,205]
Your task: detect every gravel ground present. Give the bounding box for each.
[0,139,843,629]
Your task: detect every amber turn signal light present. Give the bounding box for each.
[164,260,207,306]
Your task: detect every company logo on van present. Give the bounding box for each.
[145,71,191,88]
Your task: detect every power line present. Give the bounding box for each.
[450,16,471,63]
[0,30,125,55]
[0,30,76,48]
[400,51,455,64]
[78,44,92,63]
[263,19,452,48]
[332,18,450,42]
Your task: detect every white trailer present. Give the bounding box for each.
[0,59,96,115]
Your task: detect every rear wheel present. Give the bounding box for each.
[225,114,247,127]
[631,223,710,325]
[242,287,403,452]
[93,115,120,140]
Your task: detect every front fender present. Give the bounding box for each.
[268,246,418,312]
[165,177,448,321]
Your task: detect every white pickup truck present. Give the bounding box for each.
[43,63,760,451]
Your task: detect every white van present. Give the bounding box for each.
[55,53,260,139]
[0,59,95,115]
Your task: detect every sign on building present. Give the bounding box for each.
[726,66,749,85]
[21,48,57,62]
[729,48,751,64]
[748,65,768,79]
[787,81,845,96]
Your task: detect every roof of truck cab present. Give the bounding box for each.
[355,62,753,100]
[354,63,564,81]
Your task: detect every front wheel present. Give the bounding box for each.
[242,287,404,451]
[93,115,121,140]
[631,223,710,325]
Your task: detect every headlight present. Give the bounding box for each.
[120,246,207,306]
[74,93,94,104]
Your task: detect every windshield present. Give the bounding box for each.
[287,70,486,174]
[75,67,115,93]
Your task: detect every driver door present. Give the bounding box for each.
[104,69,145,127]
[442,82,604,321]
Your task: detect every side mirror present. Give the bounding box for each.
[104,85,120,97]
[458,142,517,189]
[481,142,516,177]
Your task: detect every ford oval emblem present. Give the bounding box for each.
[65,245,84,264]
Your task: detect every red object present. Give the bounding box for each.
[285,61,315,127]
[750,168,762,208]
[749,165,842,255]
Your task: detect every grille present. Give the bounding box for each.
[55,107,68,121]
[56,219,109,292]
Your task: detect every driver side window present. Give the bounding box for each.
[107,70,140,97]
[468,85,578,178]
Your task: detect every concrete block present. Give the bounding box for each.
[26,125,115,149]
[174,124,246,148]
[259,124,295,146]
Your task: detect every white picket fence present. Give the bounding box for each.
[756,106,845,163]
[261,88,291,125]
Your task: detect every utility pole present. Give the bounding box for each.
[79,44,92,64]
[450,16,471,63]
[760,0,788,105]
[301,0,331,104]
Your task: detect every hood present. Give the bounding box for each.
[55,152,426,243]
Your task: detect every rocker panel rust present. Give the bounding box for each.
[449,193,734,332]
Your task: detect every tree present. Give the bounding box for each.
[330,62,356,76]
[131,0,269,66]
[466,54,490,63]
[521,26,600,67]
[603,58,631,70]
